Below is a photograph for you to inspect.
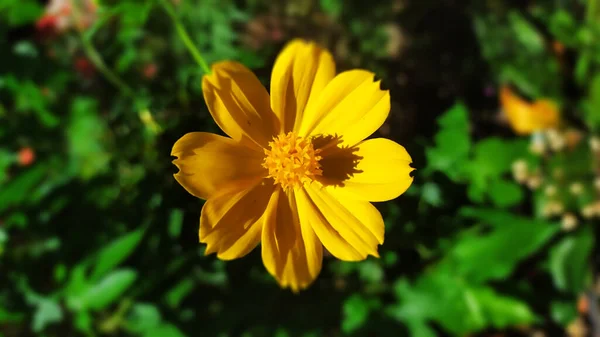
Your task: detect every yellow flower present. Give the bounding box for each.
[499,86,560,135]
[171,39,414,291]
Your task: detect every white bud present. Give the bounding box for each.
[527,175,542,189]
[545,185,557,197]
[512,160,528,183]
[529,141,546,155]
[582,204,595,219]
[569,182,584,196]
[590,136,600,152]
[561,213,578,231]
[543,201,564,217]
[529,133,546,155]
[550,136,566,152]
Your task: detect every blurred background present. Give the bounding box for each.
[1,0,600,336]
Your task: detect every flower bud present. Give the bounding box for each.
[561,213,578,231]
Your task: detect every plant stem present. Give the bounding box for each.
[80,34,135,98]
[158,0,211,74]
[588,0,599,23]
[80,34,163,134]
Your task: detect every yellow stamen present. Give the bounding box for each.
[263,132,322,191]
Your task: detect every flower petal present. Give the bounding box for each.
[295,188,364,261]
[321,138,414,202]
[298,70,390,147]
[262,188,323,292]
[499,86,560,135]
[203,61,277,148]
[300,185,381,261]
[270,39,336,134]
[200,182,273,260]
[172,132,266,200]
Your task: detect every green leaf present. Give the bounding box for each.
[421,182,442,207]
[586,74,600,130]
[464,138,528,206]
[551,301,578,326]
[165,278,195,309]
[32,299,63,332]
[126,303,162,334]
[12,40,38,58]
[74,311,93,334]
[65,264,89,300]
[0,0,43,26]
[425,103,471,180]
[90,228,144,281]
[488,179,524,207]
[390,272,536,335]
[320,0,343,18]
[469,139,524,178]
[549,10,578,46]
[358,260,384,284]
[549,227,594,293]
[0,164,47,214]
[67,97,111,180]
[144,324,187,337]
[448,209,559,283]
[509,12,545,53]
[2,78,59,127]
[0,307,24,323]
[471,286,536,328]
[168,209,184,238]
[73,269,138,311]
[342,295,370,334]
[274,329,291,337]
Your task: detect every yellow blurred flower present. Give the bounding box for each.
[171,39,414,291]
[499,86,560,135]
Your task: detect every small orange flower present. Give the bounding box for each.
[171,39,414,291]
[18,147,35,167]
[142,63,158,80]
[552,41,565,57]
[499,86,560,135]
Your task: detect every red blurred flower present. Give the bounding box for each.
[75,57,95,78]
[577,294,589,314]
[142,63,158,80]
[18,147,35,167]
[36,15,60,38]
[36,0,98,36]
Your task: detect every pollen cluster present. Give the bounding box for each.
[263,132,322,190]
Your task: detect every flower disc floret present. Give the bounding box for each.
[263,132,322,190]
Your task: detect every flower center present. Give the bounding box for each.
[263,132,322,190]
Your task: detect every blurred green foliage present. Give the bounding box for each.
[1,0,599,336]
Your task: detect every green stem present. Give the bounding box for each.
[159,0,211,74]
[79,33,162,134]
[588,0,599,23]
[80,34,135,98]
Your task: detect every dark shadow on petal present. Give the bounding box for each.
[310,134,363,187]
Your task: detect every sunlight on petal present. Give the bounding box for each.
[172,132,266,200]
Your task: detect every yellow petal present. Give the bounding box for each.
[298,70,389,147]
[499,86,560,135]
[328,189,385,244]
[295,187,365,261]
[172,132,266,200]
[320,138,414,202]
[203,61,277,149]
[262,188,323,292]
[302,185,381,260]
[200,182,273,260]
[270,39,335,134]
